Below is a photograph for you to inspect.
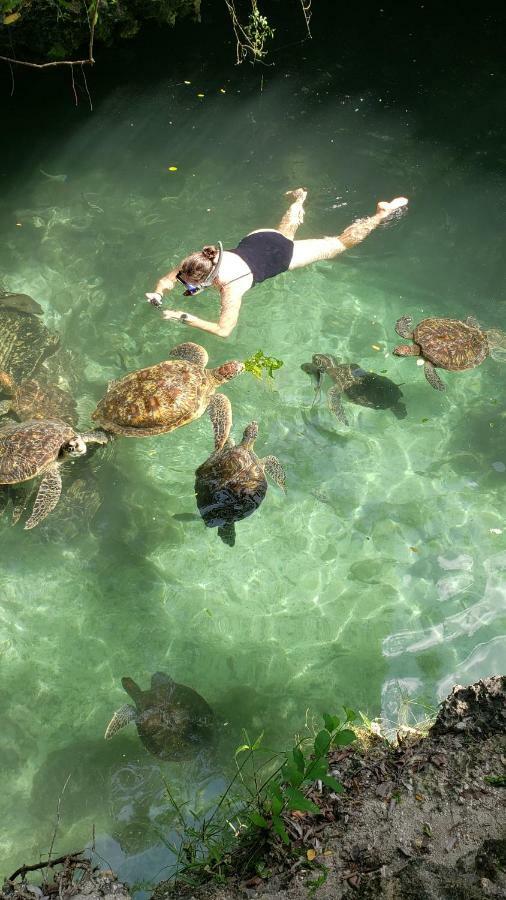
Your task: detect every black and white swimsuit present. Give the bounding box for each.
[228,230,294,285]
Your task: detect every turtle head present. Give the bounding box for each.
[64,436,87,457]
[212,360,245,384]
[393,343,420,357]
[241,420,259,449]
[312,353,338,372]
[122,676,143,705]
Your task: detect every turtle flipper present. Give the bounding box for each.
[301,362,323,407]
[169,342,209,367]
[80,429,110,445]
[24,461,62,530]
[0,400,12,416]
[395,316,414,339]
[11,484,33,525]
[104,703,137,739]
[218,523,236,546]
[327,386,349,425]
[208,393,232,450]
[424,360,446,391]
[263,455,286,491]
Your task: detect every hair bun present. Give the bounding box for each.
[202,245,217,261]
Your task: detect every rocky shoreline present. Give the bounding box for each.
[2,678,505,900]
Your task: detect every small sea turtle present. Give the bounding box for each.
[393,315,491,391]
[104,672,214,761]
[0,293,59,382]
[0,419,108,529]
[92,342,244,449]
[0,370,77,425]
[195,420,286,547]
[301,354,407,425]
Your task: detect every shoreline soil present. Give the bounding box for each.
[2,678,505,900]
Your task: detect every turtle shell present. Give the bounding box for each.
[5,377,77,426]
[92,360,213,436]
[0,308,60,382]
[0,419,76,484]
[340,367,405,410]
[126,673,214,761]
[195,445,268,528]
[413,318,489,371]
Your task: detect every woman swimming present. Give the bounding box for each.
[145,189,408,338]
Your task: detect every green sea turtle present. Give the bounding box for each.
[0,293,59,382]
[301,354,407,425]
[91,342,244,449]
[194,420,286,547]
[0,370,77,426]
[0,419,108,529]
[104,672,214,761]
[393,315,494,391]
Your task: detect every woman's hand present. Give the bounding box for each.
[162,309,188,322]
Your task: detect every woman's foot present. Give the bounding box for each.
[376,197,409,219]
[286,188,308,202]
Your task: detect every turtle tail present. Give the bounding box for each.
[218,523,236,547]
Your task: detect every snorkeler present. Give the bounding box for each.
[145,190,408,338]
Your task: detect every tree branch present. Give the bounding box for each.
[0,0,100,69]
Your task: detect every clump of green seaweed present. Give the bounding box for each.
[244,350,283,380]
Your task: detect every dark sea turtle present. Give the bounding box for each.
[0,370,77,426]
[0,419,108,529]
[92,342,244,449]
[301,354,407,425]
[104,672,214,761]
[194,420,286,547]
[393,315,495,391]
[0,293,59,382]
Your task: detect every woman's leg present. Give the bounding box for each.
[289,197,408,270]
[276,188,308,239]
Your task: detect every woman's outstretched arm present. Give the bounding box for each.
[161,285,245,338]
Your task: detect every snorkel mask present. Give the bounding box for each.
[176,242,223,297]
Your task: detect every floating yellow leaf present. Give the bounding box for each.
[168,166,178,172]
[15,222,22,227]
[220,88,226,93]
[306,849,317,861]
[371,344,381,351]
[4,11,21,24]
[184,80,191,84]
[197,93,205,98]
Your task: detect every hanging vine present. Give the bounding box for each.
[224,0,275,64]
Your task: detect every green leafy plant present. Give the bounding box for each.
[159,708,357,890]
[244,349,284,380]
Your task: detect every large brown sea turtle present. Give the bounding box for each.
[104,672,214,761]
[393,315,494,391]
[0,292,59,382]
[301,354,407,425]
[195,420,286,547]
[0,370,77,425]
[0,419,108,529]
[91,342,244,449]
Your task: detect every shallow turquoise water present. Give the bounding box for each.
[1,30,506,889]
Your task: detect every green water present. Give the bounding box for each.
[1,20,506,890]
